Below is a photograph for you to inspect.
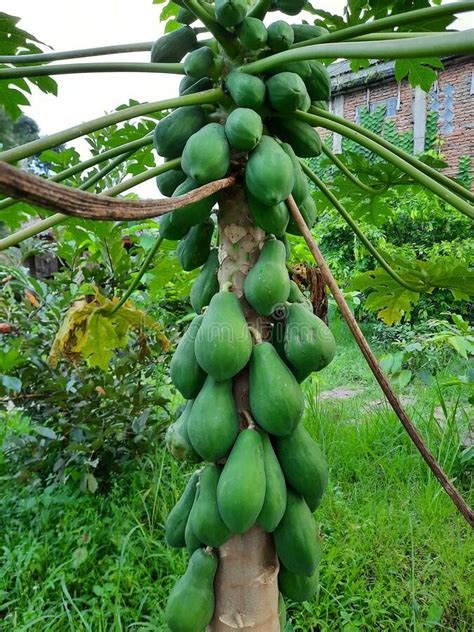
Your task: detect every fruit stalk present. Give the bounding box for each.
[210,184,280,631]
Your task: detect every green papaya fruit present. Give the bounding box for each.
[312,99,329,111]
[151,26,197,63]
[156,168,187,198]
[275,0,306,15]
[217,428,266,533]
[245,136,294,206]
[288,280,312,311]
[179,75,214,96]
[278,592,287,630]
[184,47,216,79]
[187,375,239,462]
[165,400,201,462]
[279,565,319,603]
[269,118,322,158]
[170,316,206,399]
[266,60,312,80]
[163,177,216,239]
[153,106,206,159]
[190,465,232,547]
[165,471,199,548]
[271,316,287,364]
[195,290,252,381]
[278,234,291,261]
[179,74,197,95]
[275,423,328,511]
[185,512,203,554]
[190,248,219,314]
[177,6,197,25]
[284,302,336,379]
[176,218,214,271]
[244,239,290,316]
[249,342,304,436]
[267,21,294,52]
[248,193,289,237]
[215,0,247,27]
[291,24,329,43]
[226,72,266,109]
[257,433,287,532]
[182,123,231,184]
[305,61,332,101]
[165,547,218,632]
[286,194,317,235]
[225,108,263,152]
[266,72,311,113]
[280,143,309,206]
[239,16,268,49]
[273,488,321,577]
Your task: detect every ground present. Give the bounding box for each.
[0,319,472,631]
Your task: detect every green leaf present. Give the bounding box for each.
[394,58,443,92]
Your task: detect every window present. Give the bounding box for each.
[356,97,398,122]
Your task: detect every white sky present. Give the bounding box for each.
[2,0,472,197]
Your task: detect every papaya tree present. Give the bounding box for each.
[0,1,473,630]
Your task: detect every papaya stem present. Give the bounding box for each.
[0,158,180,251]
[249,0,273,20]
[291,1,474,48]
[312,107,474,204]
[0,87,223,164]
[321,144,385,194]
[110,234,164,315]
[222,281,233,292]
[240,30,474,74]
[241,409,256,429]
[295,111,474,219]
[0,62,185,81]
[0,41,154,64]
[248,326,262,345]
[299,162,429,293]
[0,133,153,212]
[182,0,241,58]
[286,194,474,529]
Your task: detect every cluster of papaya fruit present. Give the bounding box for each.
[150,2,336,630]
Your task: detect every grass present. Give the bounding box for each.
[0,319,472,631]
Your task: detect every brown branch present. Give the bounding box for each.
[0,161,237,220]
[286,195,474,529]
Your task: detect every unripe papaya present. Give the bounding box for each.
[217,429,266,533]
[170,316,206,399]
[153,106,206,159]
[273,488,321,577]
[195,290,252,381]
[190,465,232,547]
[266,72,310,113]
[164,177,216,238]
[292,23,329,43]
[185,513,203,554]
[312,99,329,111]
[279,565,320,602]
[257,433,287,532]
[288,280,312,311]
[165,548,218,632]
[187,375,239,462]
[284,302,336,379]
[275,0,306,15]
[244,239,290,316]
[165,400,201,462]
[177,6,197,25]
[280,143,309,206]
[249,342,304,436]
[179,75,214,96]
[248,193,289,237]
[269,118,322,158]
[275,423,328,511]
[182,123,231,184]
[190,248,219,314]
[176,218,214,271]
[184,47,216,79]
[225,108,263,152]
[151,26,197,63]
[156,168,186,197]
[267,21,294,52]
[226,72,266,109]
[286,193,317,235]
[245,136,294,206]
[215,0,247,27]
[239,16,268,49]
[165,471,199,548]
[266,60,312,81]
[305,61,332,101]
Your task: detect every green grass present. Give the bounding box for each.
[0,320,472,631]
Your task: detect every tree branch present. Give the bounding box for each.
[0,160,236,221]
[0,62,185,80]
[286,194,474,529]
[0,42,154,64]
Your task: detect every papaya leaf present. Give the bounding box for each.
[395,58,444,92]
[48,289,170,371]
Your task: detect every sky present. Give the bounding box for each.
[2,0,472,197]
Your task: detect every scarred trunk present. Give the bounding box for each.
[209,185,280,631]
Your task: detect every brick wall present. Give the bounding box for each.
[326,56,473,178]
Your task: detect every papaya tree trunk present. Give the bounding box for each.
[209,185,280,631]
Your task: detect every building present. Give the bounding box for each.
[325,55,473,178]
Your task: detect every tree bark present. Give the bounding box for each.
[209,185,280,631]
